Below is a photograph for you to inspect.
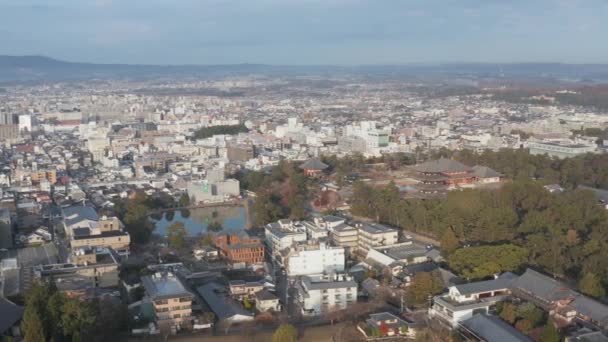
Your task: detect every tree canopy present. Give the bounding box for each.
[448,244,529,280]
[167,221,188,249]
[351,177,608,291]
[192,124,248,140]
[272,323,298,342]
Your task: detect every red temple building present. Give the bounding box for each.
[409,158,478,195]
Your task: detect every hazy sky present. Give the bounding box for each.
[1,0,607,65]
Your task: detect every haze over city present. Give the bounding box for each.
[2,0,608,65]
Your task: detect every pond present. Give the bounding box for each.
[152,206,249,236]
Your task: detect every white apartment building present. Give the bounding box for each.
[527,141,597,159]
[428,273,517,328]
[264,219,307,257]
[296,274,358,316]
[356,222,399,253]
[284,242,345,276]
[301,221,329,240]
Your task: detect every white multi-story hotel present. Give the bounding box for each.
[283,241,345,276]
[296,274,357,316]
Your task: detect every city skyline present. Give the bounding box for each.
[1,0,608,65]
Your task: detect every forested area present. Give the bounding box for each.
[21,282,127,342]
[192,124,248,140]
[435,148,608,189]
[238,160,309,226]
[351,151,608,288]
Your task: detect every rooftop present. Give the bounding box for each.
[460,314,532,342]
[141,272,194,301]
[411,158,472,174]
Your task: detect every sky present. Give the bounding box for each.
[1,0,608,65]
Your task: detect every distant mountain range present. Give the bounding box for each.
[2,55,608,83]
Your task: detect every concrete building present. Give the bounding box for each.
[282,241,345,277]
[0,208,12,249]
[213,231,265,265]
[528,141,597,159]
[227,143,255,163]
[187,179,240,203]
[356,222,399,253]
[264,219,307,257]
[62,205,130,255]
[429,273,518,328]
[296,273,357,316]
[142,272,194,332]
[0,125,19,141]
[33,247,121,297]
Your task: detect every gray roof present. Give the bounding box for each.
[299,158,329,171]
[255,289,279,301]
[197,282,254,321]
[411,158,472,173]
[379,243,429,261]
[512,269,608,327]
[72,227,91,237]
[511,268,573,302]
[578,185,608,203]
[0,297,23,334]
[141,273,194,301]
[301,276,357,291]
[359,222,397,235]
[569,330,608,342]
[324,215,345,223]
[454,272,518,296]
[361,277,380,295]
[333,223,356,232]
[63,205,98,227]
[472,165,502,178]
[460,314,532,342]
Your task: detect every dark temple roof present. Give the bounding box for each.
[411,158,472,173]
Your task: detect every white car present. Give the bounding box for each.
[405,234,413,239]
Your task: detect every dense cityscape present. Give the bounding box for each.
[0,69,607,342]
[3,1,608,341]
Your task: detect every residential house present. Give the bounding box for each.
[254,289,281,312]
[197,282,254,324]
[358,312,417,339]
[429,273,518,327]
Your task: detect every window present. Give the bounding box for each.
[173,314,181,318]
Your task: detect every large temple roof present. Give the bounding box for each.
[411,158,472,173]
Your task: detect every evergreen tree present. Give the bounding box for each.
[539,320,560,342]
[579,272,606,298]
[440,228,459,255]
[166,221,188,249]
[21,309,45,342]
[272,323,298,342]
